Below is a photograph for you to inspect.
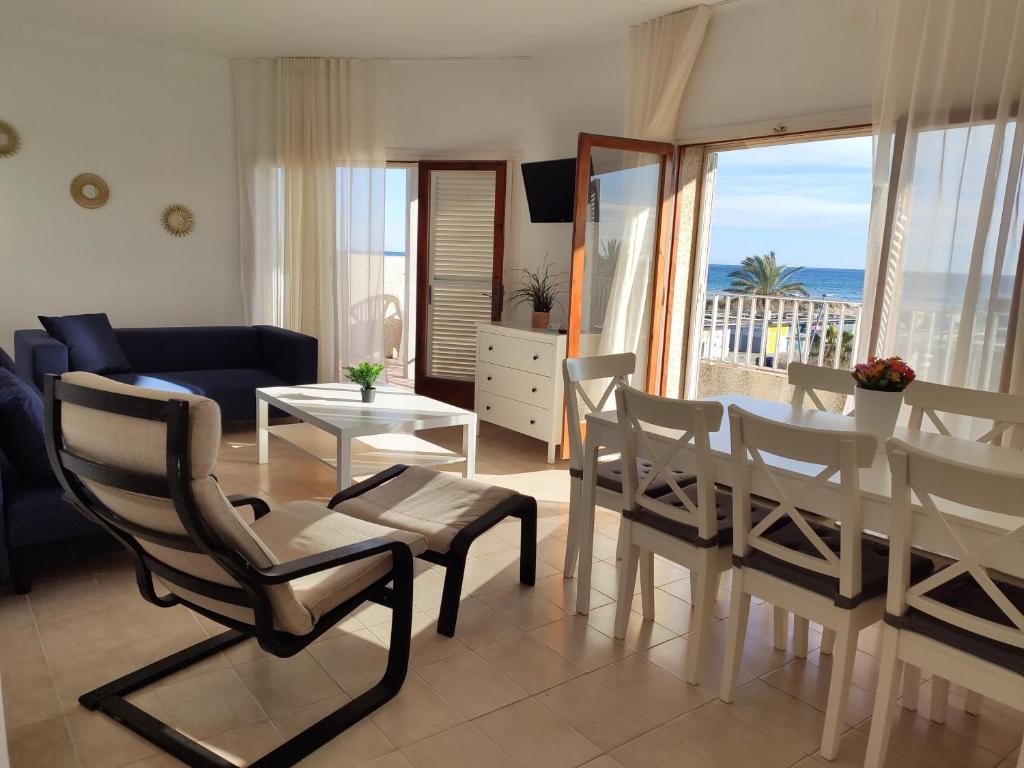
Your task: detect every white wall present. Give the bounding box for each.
[0,22,241,353]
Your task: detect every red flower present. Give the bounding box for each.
[851,356,915,392]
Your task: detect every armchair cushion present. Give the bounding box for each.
[38,313,132,375]
[0,369,55,485]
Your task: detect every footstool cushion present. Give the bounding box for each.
[333,465,517,553]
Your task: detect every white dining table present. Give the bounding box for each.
[573,393,1024,615]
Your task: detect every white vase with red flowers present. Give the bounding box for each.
[851,356,916,444]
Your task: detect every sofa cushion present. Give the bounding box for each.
[38,313,132,374]
[0,347,14,373]
[108,368,289,421]
[0,369,55,485]
[115,327,262,373]
[5,483,101,547]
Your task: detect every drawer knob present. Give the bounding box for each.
[486,375,492,381]
[529,419,536,425]
[485,405,491,410]
[532,354,539,360]
[488,345,494,351]
[531,386,537,393]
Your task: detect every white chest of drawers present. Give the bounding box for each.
[475,322,566,463]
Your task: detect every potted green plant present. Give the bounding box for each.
[344,361,385,403]
[850,356,916,442]
[507,260,568,328]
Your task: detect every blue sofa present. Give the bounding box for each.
[0,348,115,593]
[15,324,317,421]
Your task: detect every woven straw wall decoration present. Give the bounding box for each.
[0,121,20,158]
[161,203,194,237]
[70,173,110,209]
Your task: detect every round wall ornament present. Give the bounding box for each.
[161,203,194,237]
[0,121,20,158]
[70,173,110,208]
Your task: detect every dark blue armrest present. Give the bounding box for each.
[14,330,68,391]
[256,326,318,384]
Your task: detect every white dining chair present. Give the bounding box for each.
[864,439,1024,768]
[612,386,738,683]
[786,361,857,657]
[561,353,696,580]
[788,361,855,414]
[902,380,1024,720]
[719,405,934,760]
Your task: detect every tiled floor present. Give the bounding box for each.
[2,422,1021,768]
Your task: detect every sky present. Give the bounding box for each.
[706,135,873,271]
[385,167,409,254]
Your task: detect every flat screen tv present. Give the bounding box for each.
[521,158,576,223]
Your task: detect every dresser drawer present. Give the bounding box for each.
[477,361,553,407]
[478,331,554,376]
[477,392,551,442]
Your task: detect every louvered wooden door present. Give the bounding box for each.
[415,161,506,407]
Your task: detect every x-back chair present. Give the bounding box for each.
[613,386,740,683]
[865,439,1024,768]
[562,353,696,585]
[720,405,934,761]
[44,372,423,768]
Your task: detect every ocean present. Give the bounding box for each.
[706,263,865,303]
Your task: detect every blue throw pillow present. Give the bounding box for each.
[38,313,132,374]
[0,368,55,485]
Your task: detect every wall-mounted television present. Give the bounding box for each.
[521,158,576,223]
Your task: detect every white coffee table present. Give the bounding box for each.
[256,382,477,488]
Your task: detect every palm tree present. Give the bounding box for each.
[726,251,809,298]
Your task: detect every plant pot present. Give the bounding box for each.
[531,311,550,329]
[360,387,376,404]
[854,387,903,445]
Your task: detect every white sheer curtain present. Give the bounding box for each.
[595,6,709,383]
[862,0,1024,395]
[232,58,389,382]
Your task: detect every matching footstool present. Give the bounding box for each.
[328,465,537,636]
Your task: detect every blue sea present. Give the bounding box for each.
[706,263,865,302]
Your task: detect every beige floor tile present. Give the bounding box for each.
[589,655,711,723]
[401,722,517,768]
[7,715,80,768]
[535,675,656,751]
[475,633,584,694]
[610,726,723,768]
[478,584,566,631]
[704,620,793,677]
[531,574,613,614]
[435,598,520,649]
[856,706,1007,768]
[200,720,284,766]
[416,651,527,718]
[724,679,828,754]
[475,698,602,768]
[0,624,48,671]
[49,643,147,713]
[657,578,731,619]
[361,753,414,768]
[529,615,631,672]
[476,548,558,582]
[761,657,876,729]
[640,635,754,696]
[154,667,265,740]
[459,558,518,597]
[368,611,469,670]
[580,757,625,768]
[369,673,465,748]
[27,576,109,622]
[909,679,1024,759]
[234,650,343,716]
[2,655,63,729]
[666,700,805,768]
[0,594,34,631]
[588,560,640,600]
[272,694,398,768]
[66,692,165,768]
[584,603,679,652]
[307,628,391,694]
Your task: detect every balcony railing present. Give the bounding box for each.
[698,292,863,371]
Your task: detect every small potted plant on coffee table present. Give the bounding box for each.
[507,260,567,329]
[850,356,915,442]
[344,361,385,403]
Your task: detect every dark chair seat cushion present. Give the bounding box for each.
[5,483,103,547]
[0,369,55,485]
[745,521,934,607]
[899,573,1024,675]
[108,368,289,421]
[626,485,776,547]
[596,458,696,497]
[38,313,132,374]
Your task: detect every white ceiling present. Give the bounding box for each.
[1,0,702,58]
